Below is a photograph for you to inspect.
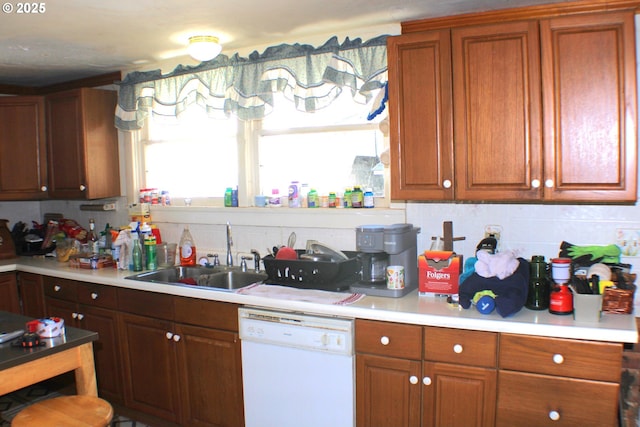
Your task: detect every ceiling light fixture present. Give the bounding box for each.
[188,35,222,62]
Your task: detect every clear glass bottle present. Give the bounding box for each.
[87,219,99,254]
[179,226,197,266]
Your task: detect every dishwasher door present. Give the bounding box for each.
[239,308,355,427]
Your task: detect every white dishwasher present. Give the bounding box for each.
[238,307,355,427]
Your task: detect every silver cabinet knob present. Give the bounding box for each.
[552,354,564,364]
[79,185,86,191]
[443,179,452,189]
[173,334,181,342]
[166,332,173,340]
[531,179,541,188]
[54,285,61,292]
[91,292,98,300]
[41,185,47,191]
[545,179,554,188]
[453,344,463,354]
[380,336,390,346]
[423,377,432,386]
[409,376,419,385]
[548,410,560,421]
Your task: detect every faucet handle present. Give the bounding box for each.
[250,249,261,273]
[240,255,253,272]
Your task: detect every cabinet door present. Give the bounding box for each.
[356,353,421,427]
[422,362,496,427]
[0,273,19,313]
[81,304,123,404]
[388,30,454,200]
[540,11,637,202]
[176,323,244,427]
[17,272,45,318]
[46,90,86,199]
[0,96,48,200]
[452,21,543,201]
[118,312,180,423]
[46,88,119,200]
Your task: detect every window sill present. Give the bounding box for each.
[149,205,406,229]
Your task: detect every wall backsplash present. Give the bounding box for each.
[2,198,638,273]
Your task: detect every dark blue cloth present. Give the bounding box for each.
[459,258,530,317]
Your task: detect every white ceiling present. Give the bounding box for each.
[0,0,568,88]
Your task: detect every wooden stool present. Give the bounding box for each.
[11,395,113,427]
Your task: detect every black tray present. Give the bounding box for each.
[262,250,360,291]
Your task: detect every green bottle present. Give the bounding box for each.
[132,239,143,271]
[224,187,233,207]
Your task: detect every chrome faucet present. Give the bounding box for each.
[226,222,233,266]
[250,249,261,273]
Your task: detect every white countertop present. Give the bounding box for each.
[2,256,637,343]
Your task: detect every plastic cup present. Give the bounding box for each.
[158,243,177,267]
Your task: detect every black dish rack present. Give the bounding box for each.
[262,250,360,292]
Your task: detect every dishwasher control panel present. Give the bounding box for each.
[238,308,353,355]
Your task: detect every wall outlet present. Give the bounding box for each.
[616,228,640,257]
[484,224,503,250]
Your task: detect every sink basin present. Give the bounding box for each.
[126,266,267,290]
[197,271,268,290]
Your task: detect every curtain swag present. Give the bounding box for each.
[115,35,389,131]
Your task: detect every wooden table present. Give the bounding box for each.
[0,311,98,396]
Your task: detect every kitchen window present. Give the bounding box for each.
[140,90,388,206]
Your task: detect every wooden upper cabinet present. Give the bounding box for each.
[46,88,120,200]
[388,30,454,200]
[540,11,637,202]
[0,96,48,200]
[452,20,543,201]
[391,3,638,203]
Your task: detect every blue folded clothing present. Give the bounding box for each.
[459,258,530,317]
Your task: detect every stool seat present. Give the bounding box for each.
[11,395,113,427]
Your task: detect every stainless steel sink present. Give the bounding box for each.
[196,270,268,290]
[125,266,267,290]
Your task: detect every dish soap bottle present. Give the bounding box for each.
[179,226,197,266]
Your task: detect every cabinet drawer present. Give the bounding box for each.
[117,288,173,320]
[355,319,422,359]
[424,326,497,367]
[77,282,117,309]
[499,333,622,382]
[43,276,77,301]
[174,297,238,331]
[496,371,618,427]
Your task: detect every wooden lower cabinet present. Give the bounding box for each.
[356,321,496,427]
[496,371,618,427]
[17,272,45,317]
[0,272,19,313]
[119,311,181,422]
[118,288,244,427]
[497,333,622,427]
[356,353,422,427]
[43,277,122,403]
[422,362,496,427]
[176,323,243,427]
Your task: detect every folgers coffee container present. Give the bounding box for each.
[549,257,573,315]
